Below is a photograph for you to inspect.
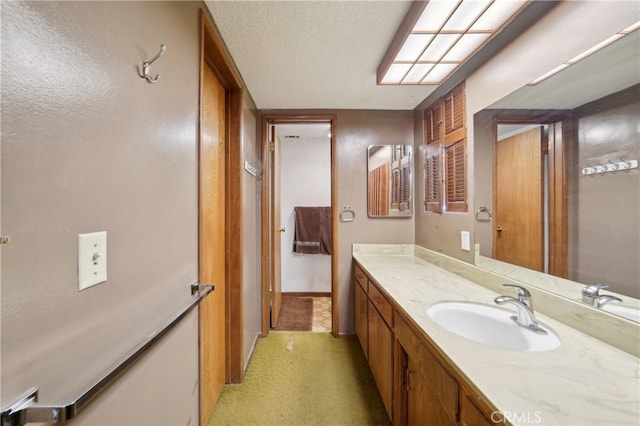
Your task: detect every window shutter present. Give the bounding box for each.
[445,140,467,211]
[424,152,441,212]
[400,162,410,211]
[391,168,400,209]
[424,101,442,145]
[423,81,466,213]
[444,85,464,135]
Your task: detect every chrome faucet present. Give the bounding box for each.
[582,284,622,307]
[494,284,547,335]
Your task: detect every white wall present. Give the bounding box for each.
[280,136,332,293]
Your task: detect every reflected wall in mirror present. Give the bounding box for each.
[474,30,640,306]
[367,145,412,217]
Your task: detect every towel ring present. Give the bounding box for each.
[339,206,355,223]
[475,206,492,222]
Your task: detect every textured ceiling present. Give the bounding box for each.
[205,1,636,111]
[205,0,437,110]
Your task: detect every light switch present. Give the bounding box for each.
[78,231,107,291]
[461,231,470,251]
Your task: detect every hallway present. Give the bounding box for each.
[207,333,389,425]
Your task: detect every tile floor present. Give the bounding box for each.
[312,297,331,332]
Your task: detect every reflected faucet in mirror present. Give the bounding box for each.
[367,145,413,218]
[473,28,640,321]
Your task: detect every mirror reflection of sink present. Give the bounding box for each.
[600,302,640,323]
[427,301,561,352]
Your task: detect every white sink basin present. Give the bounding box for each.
[600,302,640,323]
[427,301,561,352]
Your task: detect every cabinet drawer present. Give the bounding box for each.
[354,264,368,291]
[368,281,393,327]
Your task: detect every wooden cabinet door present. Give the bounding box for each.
[407,356,426,426]
[368,300,393,419]
[354,280,368,358]
[460,393,499,426]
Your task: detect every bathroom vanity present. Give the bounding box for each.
[353,244,639,425]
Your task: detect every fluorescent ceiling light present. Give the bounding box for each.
[442,0,491,31]
[566,34,623,64]
[528,21,639,85]
[414,1,459,32]
[396,34,434,62]
[378,0,528,85]
[381,63,413,84]
[528,64,569,86]
[420,34,460,62]
[471,1,526,31]
[442,33,489,61]
[404,64,435,84]
[422,63,459,84]
[621,21,640,34]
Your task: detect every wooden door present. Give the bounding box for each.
[494,126,544,272]
[270,126,283,327]
[199,62,226,423]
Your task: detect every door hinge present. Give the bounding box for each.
[269,142,275,152]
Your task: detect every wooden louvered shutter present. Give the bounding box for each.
[423,81,467,213]
[444,84,464,135]
[424,100,442,212]
[391,168,400,210]
[425,153,440,209]
[443,82,467,212]
[400,163,410,211]
[445,140,466,211]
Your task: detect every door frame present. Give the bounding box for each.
[261,114,339,338]
[198,7,244,390]
[491,110,570,277]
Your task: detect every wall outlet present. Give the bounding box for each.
[78,231,107,291]
[461,231,470,251]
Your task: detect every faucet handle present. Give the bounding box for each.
[582,283,608,295]
[582,284,608,298]
[502,284,531,301]
[582,284,609,305]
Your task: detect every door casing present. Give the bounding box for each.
[261,115,338,337]
[198,6,245,408]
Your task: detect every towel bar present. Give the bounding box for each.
[1,282,214,426]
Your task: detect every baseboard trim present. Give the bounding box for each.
[243,332,261,380]
[282,292,331,297]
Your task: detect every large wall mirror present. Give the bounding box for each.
[474,30,639,320]
[367,145,413,217]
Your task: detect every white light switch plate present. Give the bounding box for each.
[461,231,470,251]
[78,231,107,291]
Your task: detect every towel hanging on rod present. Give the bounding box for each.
[293,206,332,255]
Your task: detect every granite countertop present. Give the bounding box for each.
[353,246,640,426]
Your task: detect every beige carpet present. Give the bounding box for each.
[208,333,391,426]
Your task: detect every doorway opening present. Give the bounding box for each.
[261,115,338,337]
